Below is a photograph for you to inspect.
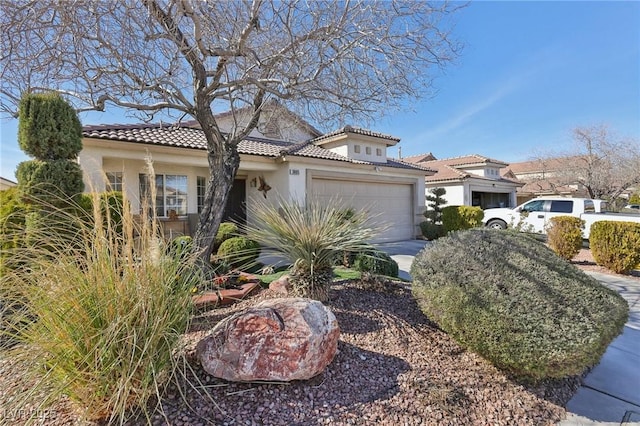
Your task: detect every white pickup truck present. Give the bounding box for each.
[482,197,640,239]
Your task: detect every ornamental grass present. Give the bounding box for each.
[0,181,206,424]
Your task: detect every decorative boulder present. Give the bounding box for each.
[196,298,339,382]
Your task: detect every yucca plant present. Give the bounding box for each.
[245,196,378,301]
[0,174,204,424]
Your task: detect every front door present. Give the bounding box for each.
[222,179,246,225]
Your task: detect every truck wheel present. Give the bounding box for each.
[487,219,507,230]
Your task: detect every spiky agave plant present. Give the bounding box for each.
[245,196,379,301]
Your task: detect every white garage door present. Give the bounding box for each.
[310,178,414,242]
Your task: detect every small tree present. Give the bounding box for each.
[424,187,447,223]
[16,93,84,206]
[629,193,640,205]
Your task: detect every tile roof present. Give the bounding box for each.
[82,123,430,172]
[311,125,401,144]
[502,156,586,175]
[413,154,509,168]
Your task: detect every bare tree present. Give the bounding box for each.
[531,125,640,203]
[0,0,463,261]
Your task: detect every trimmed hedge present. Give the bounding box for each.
[546,216,584,260]
[441,205,484,233]
[215,222,238,248]
[590,221,640,274]
[353,251,399,277]
[217,236,260,269]
[419,221,446,240]
[411,228,628,381]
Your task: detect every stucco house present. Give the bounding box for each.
[79,107,433,242]
[0,177,17,190]
[500,157,589,204]
[403,153,522,209]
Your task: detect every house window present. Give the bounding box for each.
[354,145,361,153]
[139,174,187,217]
[106,172,123,192]
[197,176,207,213]
[365,146,371,155]
[376,148,383,156]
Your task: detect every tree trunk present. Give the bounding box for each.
[192,113,241,264]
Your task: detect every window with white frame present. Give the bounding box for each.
[365,146,371,155]
[354,144,361,153]
[106,172,123,192]
[197,176,207,213]
[376,148,383,156]
[139,174,187,217]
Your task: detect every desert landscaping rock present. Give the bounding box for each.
[196,297,339,382]
[1,279,581,425]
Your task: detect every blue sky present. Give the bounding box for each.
[1,0,639,180]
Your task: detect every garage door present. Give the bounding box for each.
[310,178,414,242]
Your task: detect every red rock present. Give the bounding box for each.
[192,281,260,308]
[196,298,340,382]
[268,275,291,295]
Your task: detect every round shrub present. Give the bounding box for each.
[590,221,640,274]
[217,236,260,269]
[354,251,399,277]
[215,222,238,248]
[419,221,446,240]
[411,228,628,382]
[16,159,84,203]
[546,216,584,260]
[441,205,484,233]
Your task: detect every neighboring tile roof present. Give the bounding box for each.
[82,123,430,172]
[402,153,437,163]
[416,154,508,168]
[311,125,401,144]
[502,156,586,175]
[401,153,513,183]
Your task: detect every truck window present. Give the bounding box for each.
[550,200,573,213]
[584,200,595,213]
[521,200,545,212]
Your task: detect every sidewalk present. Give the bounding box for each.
[560,271,640,426]
[376,241,640,426]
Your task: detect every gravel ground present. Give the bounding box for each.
[2,278,583,425]
[6,247,632,426]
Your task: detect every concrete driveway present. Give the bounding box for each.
[374,240,430,280]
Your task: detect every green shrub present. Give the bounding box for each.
[217,236,261,269]
[354,251,399,277]
[16,159,84,204]
[441,205,484,232]
[18,92,83,160]
[546,216,584,260]
[419,221,446,240]
[215,222,238,248]
[0,187,28,252]
[411,228,628,382]
[590,221,640,274]
[0,190,201,423]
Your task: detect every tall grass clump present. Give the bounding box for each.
[245,196,378,301]
[0,180,203,423]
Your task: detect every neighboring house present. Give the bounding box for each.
[79,107,433,242]
[0,177,17,190]
[501,157,589,204]
[403,153,521,209]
